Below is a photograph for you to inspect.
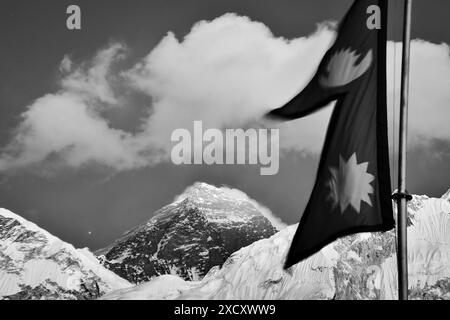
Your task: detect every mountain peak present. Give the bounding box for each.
[174,182,246,204]
[0,208,130,299]
[174,182,286,230]
[0,208,57,244]
[97,183,278,283]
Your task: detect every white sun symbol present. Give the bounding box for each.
[327,153,374,214]
[319,48,373,88]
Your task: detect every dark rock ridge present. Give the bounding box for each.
[96,182,278,283]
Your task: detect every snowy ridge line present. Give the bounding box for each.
[102,189,450,300]
[0,208,131,299]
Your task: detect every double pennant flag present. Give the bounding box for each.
[267,0,395,268]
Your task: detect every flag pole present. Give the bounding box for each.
[393,0,413,301]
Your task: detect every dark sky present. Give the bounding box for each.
[1,0,450,249]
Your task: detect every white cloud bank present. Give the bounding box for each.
[0,43,153,172]
[387,40,450,146]
[0,13,449,173]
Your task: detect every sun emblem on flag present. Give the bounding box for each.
[319,48,373,88]
[327,153,374,214]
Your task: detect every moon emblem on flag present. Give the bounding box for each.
[319,48,373,88]
[327,153,374,214]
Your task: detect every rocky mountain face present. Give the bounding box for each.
[96,182,278,283]
[103,190,450,300]
[0,209,131,300]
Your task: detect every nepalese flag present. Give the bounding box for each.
[266,0,395,268]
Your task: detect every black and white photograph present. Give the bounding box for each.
[0,0,449,308]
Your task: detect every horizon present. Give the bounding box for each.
[2,180,450,251]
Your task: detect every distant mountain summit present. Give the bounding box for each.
[0,209,130,300]
[97,182,279,283]
[103,189,450,300]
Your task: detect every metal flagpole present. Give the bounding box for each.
[393,0,413,301]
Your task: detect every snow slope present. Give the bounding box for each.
[102,190,450,300]
[0,208,131,300]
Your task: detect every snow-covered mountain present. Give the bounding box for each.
[96,182,279,283]
[0,208,131,300]
[102,190,450,300]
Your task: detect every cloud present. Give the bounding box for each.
[220,185,288,230]
[60,43,127,105]
[126,14,335,154]
[387,41,450,145]
[1,13,450,173]
[0,92,138,170]
[59,55,72,73]
[0,43,150,172]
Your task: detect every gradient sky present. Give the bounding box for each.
[1,0,450,249]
